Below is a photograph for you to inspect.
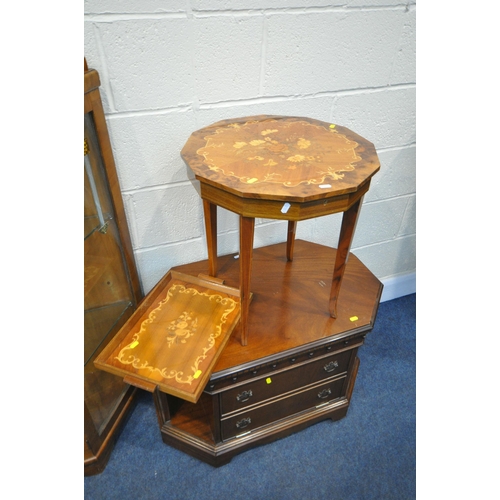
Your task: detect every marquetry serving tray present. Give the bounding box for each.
[94,271,241,403]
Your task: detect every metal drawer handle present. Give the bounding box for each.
[236,390,253,403]
[318,388,332,399]
[323,360,339,373]
[236,417,252,429]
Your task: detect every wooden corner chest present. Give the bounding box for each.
[112,240,383,466]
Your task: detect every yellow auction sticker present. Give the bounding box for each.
[349,316,359,322]
[193,370,202,379]
[129,340,139,349]
[266,377,272,384]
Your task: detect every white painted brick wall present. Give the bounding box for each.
[84,1,416,295]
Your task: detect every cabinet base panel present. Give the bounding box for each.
[84,387,137,476]
[161,397,350,467]
[137,240,377,466]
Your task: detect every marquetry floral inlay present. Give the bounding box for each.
[196,119,361,187]
[165,311,198,348]
[115,284,237,385]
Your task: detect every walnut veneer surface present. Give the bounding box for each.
[174,239,382,371]
[181,115,379,202]
[156,240,382,466]
[95,272,242,403]
[181,116,381,345]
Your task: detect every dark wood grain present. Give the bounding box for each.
[329,196,363,318]
[173,240,382,372]
[84,63,144,476]
[219,350,352,415]
[95,272,242,403]
[202,200,218,277]
[181,116,380,342]
[155,240,382,466]
[220,376,346,440]
[239,216,255,346]
[167,392,217,444]
[286,220,297,261]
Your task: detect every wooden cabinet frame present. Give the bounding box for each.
[84,60,143,476]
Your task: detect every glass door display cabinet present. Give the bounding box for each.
[84,60,143,475]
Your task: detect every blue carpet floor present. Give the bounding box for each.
[84,293,416,500]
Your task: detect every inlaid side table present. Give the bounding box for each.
[181,115,380,345]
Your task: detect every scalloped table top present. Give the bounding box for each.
[181,115,380,203]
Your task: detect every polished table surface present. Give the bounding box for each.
[181,115,380,345]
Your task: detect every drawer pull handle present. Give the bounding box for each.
[318,388,332,399]
[236,390,253,402]
[236,417,252,429]
[323,360,339,373]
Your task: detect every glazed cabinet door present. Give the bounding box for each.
[84,63,142,475]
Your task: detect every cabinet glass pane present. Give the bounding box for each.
[85,363,129,435]
[84,111,135,433]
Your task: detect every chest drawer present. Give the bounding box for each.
[221,375,346,441]
[220,349,352,416]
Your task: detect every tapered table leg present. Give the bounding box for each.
[239,216,255,346]
[329,197,363,318]
[203,200,218,277]
[286,221,297,261]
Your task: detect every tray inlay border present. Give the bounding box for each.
[115,284,238,385]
